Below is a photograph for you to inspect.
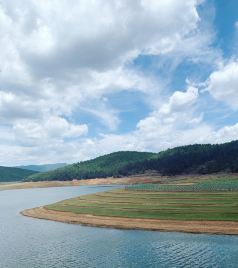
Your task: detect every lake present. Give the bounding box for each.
[0,186,237,268]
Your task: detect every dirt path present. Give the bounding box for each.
[21,207,238,235]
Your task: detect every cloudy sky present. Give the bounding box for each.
[0,0,238,166]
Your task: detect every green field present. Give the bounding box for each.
[125,177,238,192]
[46,189,238,221]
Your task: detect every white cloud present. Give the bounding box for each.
[134,86,207,150]
[0,91,42,120]
[13,117,88,147]
[0,0,201,79]
[214,123,238,143]
[0,0,230,165]
[207,61,238,109]
[0,0,203,131]
[159,87,198,115]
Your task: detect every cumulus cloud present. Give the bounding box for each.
[13,116,88,146]
[207,61,238,109]
[2,0,200,75]
[159,87,199,115]
[0,91,42,121]
[134,86,206,150]
[0,0,233,165]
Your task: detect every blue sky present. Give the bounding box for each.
[214,0,238,56]
[0,0,238,165]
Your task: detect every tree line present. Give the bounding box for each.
[26,140,238,181]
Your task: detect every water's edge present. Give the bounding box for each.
[21,206,238,236]
[1,185,237,268]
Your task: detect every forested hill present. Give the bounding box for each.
[26,151,156,181]
[26,140,238,181]
[119,141,238,176]
[0,166,37,182]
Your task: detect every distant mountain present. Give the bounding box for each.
[0,166,37,182]
[26,151,156,181]
[18,163,67,172]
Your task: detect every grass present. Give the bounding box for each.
[125,178,238,192]
[46,189,238,221]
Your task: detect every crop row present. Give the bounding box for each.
[125,180,238,192]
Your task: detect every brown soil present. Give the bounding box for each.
[0,176,163,191]
[21,207,238,235]
[2,173,238,191]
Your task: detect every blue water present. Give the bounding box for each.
[0,186,237,268]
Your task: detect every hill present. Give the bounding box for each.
[17,163,67,172]
[119,141,238,175]
[26,140,238,181]
[0,166,37,182]
[26,151,156,181]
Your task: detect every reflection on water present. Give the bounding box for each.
[0,186,237,268]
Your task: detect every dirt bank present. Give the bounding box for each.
[21,207,238,235]
[0,176,164,191]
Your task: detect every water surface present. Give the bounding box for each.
[0,186,237,268]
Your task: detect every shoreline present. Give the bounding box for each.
[21,207,238,235]
[2,173,238,191]
[0,176,164,191]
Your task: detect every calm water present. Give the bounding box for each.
[0,186,238,268]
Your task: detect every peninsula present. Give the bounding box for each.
[22,176,238,235]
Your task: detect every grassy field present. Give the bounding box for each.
[125,177,238,192]
[46,189,238,221]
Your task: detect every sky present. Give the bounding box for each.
[0,0,238,166]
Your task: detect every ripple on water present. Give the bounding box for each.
[0,186,237,268]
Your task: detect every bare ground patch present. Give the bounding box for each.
[21,207,238,235]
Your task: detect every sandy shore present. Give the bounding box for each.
[0,176,163,191]
[2,173,238,191]
[21,207,238,235]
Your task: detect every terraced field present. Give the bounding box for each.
[46,189,238,221]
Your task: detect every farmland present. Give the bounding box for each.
[44,189,238,221]
[22,175,238,234]
[125,178,238,192]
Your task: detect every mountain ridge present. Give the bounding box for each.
[26,151,156,181]
[26,140,238,181]
[17,163,67,172]
[0,166,37,182]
